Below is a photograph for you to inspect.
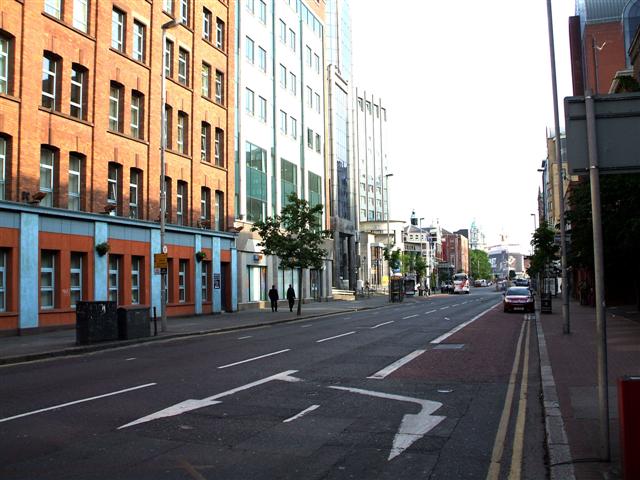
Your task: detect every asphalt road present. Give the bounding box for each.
[0,288,547,479]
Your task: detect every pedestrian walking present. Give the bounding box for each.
[286,284,296,312]
[268,285,279,312]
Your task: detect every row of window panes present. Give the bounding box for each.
[244,89,268,122]
[163,0,190,26]
[245,36,267,73]
[279,19,297,52]
[246,0,268,24]
[306,128,322,154]
[278,64,297,96]
[200,123,225,166]
[305,86,321,113]
[111,8,147,63]
[202,9,226,51]
[357,97,387,120]
[41,52,89,121]
[278,110,297,139]
[44,0,89,33]
[201,63,225,104]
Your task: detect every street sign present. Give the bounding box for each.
[154,253,168,269]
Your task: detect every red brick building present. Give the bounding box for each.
[0,0,237,334]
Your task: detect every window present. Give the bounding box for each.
[245,36,254,63]
[314,53,320,74]
[216,18,225,50]
[279,110,287,134]
[163,104,173,149]
[258,0,267,23]
[290,117,297,139]
[0,137,6,200]
[307,128,313,148]
[44,0,62,19]
[73,0,89,32]
[306,45,312,67]
[201,62,211,97]
[176,181,187,225]
[201,122,210,163]
[178,48,189,85]
[41,53,60,110]
[131,257,141,305]
[0,35,11,94]
[133,21,146,62]
[214,190,224,231]
[215,70,224,104]
[129,168,141,218]
[40,147,55,207]
[201,261,209,301]
[281,159,297,207]
[0,250,6,312]
[214,128,224,166]
[40,251,55,309]
[107,162,120,213]
[315,133,321,153]
[70,64,86,120]
[111,8,125,52]
[257,47,266,72]
[289,29,296,51]
[245,142,267,222]
[68,153,82,211]
[130,91,144,139]
[279,19,286,43]
[164,39,174,78]
[314,92,320,113]
[258,96,267,122]
[178,260,187,302]
[179,0,189,25]
[203,8,212,41]
[109,82,123,132]
[200,187,211,221]
[70,253,83,308]
[108,255,120,304]
[279,64,287,89]
[164,177,172,221]
[163,0,173,14]
[289,72,296,95]
[177,112,188,154]
[245,88,254,115]
[246,0,255,14]
[306,86,312,108]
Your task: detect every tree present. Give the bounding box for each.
[469,249,491,280]
[527,221,559,289]
[251,192,332,315]
[414,254,427,281]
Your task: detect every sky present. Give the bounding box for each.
[349,0,575,251]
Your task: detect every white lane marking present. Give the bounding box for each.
[1,383,157,424]
[368,350,426,379]
[430,302,500,344]
[371,321,394,329]
[425,310,437,315]
[218,349,291,369]
[402,314,418,319]
[300,324,312,328]
[329,386,445,461]
[316,331,356,343]
[342,317,351,320]
[452,304,459,307]
[462,301,468,305]
[283,404,320,423]
[440,306,450,310]
[119,371,301,429]
[125,358,136,361]
[444,317,450,321]
[238,336,252,340]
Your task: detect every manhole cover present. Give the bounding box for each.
[433,344,465,350]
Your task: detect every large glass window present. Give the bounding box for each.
[164,40,174,78]
[201,63,210,97]
[109,82,123,132]
[215,70,224,104]
[73,0,89,33]
[214,128,224,166]
[178,260,187,302]
[178,48,189,85]
[279,64,287,89]
[289,29,296,51]
[107,162,120,214]
[68,153,82,211]
[179,0,189,25]
[130,91,144,139]
[0,35,10,94]
[214,190,223,231]
[216,18,225,50]
[163,0,173,14]
[133,21,146,62]
[176,181,187,225]
[200,187,211,222]
[245,36,254,64]
[177,112,188,154]
[202,8,212,41]
[245,142,267,222]
[40,251,55,309]
[70,65,86,120]
[201,261,210,302]
[129,169,141,218]
[70,253,82,308]
[258,96,267,122]
[44,0,62,19]
[131,256,141,305]
[279,110,287,134]
[245,88,254,115]
[281,159,297,207]
[248,266,267,302]
[40,147,55,207]
[257,47,266,72]
[108,255,119,304]
[41,53,59,110]
[290,117,297,139]
[111,8,125,52]
[201,122,211,163]
[0,137,6,200]
[279,19,286,43]
[163,104,172,149]
[289,72,296,95]
[258,0,267,23]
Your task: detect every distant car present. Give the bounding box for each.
[514,278,530,287]
[441,282,453,294]
[474,279,487,287]
[503,287,535,313]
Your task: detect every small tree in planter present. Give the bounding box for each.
[195,251,207,262]
[95,242,110,256]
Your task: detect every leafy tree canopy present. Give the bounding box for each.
[469,249,492,280]
[527,221,559,278]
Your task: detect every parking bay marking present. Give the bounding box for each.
[119,370,302,429]
[329,386,445,460]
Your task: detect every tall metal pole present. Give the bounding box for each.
[585,89,610,461]
[545,0,570,333]
[385,173,393,301]
[160,20,178,332]
[419,217,424,292]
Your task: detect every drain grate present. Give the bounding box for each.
[433,343,465,350]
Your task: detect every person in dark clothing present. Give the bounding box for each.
[286,284,296,312]
[268,285,279,312]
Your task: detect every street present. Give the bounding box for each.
[0,288,546,480]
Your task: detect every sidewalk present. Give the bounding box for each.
[538,296,640,480]
[0,294,403,366]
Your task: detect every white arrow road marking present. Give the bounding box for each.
[118,371,301,429]
[329,386,445,460]
[368,350,426,379]
[283,404,320,423]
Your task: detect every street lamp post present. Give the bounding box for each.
[419,217,424,294]
[538,164,547,225]
[385,173,393,301]
[160,19,179,332]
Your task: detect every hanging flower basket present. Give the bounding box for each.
[95,242,110,256]
[195,251,207,262]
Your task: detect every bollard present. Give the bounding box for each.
[618,376,640,479]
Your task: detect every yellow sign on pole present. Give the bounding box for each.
[154,253,168,269]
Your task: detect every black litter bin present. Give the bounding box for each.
[117,305,151,340]
[540,292,552,314]
[76,301,118,344]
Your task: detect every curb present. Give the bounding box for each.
[535,312,576,480]
[0,302,392,367]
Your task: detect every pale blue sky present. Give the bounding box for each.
[350,0,575,251]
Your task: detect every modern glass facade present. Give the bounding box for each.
[245,142,267,222]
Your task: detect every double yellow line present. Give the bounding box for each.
[486,318,532,480]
